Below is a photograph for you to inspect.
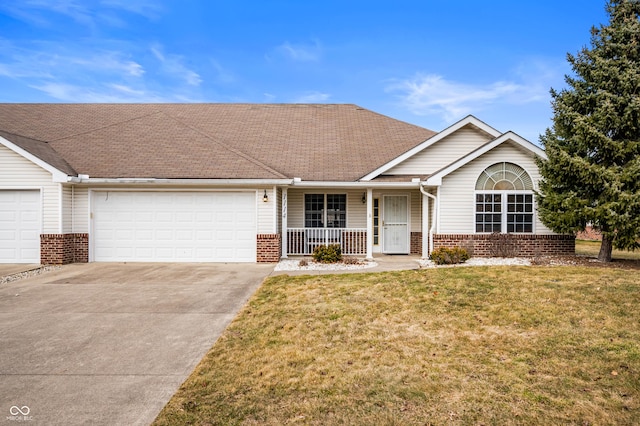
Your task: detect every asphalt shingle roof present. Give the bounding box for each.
[0,103,436,181]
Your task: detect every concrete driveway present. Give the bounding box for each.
[0,262,273,425]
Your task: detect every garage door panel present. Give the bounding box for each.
[0,190,40,263]
[0,211,17,222]
[115,229,134,240]
[0,248,17,258]
[93,191,256,262]
[196,230,213,240]
[0,230,16,239]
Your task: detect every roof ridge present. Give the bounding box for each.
[50,109,166,142]
[164,112,290,180]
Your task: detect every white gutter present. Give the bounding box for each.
[419,184,437,256]
[70,177,294,186]
[292,181,421,188]
[66,177,421,188]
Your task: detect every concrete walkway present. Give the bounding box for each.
[0,263,273,426]
[270,254,423,276]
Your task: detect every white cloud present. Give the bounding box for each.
[273,40,322,62]
[0,40,202,103]
[0,42,144,80]
[151,44,202,86]
[0,0,161,28]
[30,81,190,103]
[293,91,331,103]
[71,52,145,77]
[209,59,235,84]
[7,0,94,26]
[387,64,556,123]
[108,83,146,96]
[99,0,163,19]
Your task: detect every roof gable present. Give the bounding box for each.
[424,131,546,186]
[360,115,501,181]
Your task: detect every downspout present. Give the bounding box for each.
[281,188,288,259]
[72,185,75,234]
[419,184,437,256]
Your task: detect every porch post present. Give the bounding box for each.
[281,188,288,259]
[422,191,429,258]
[366,188,373,260]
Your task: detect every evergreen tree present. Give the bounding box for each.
[536,0,640,262]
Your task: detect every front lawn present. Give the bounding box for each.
[154,266,640,425]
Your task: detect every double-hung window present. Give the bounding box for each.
[475,163,534,233]
[305,194,346,228]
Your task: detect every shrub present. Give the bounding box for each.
[489,232,517,257]
[342,256,362,265]
[312,244,342,263]
[430,246,470,265]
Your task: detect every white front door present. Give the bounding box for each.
[382,195,409,254]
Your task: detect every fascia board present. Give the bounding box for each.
[360,115,502,181]
[0,135,69,182]
[424,131,546,186]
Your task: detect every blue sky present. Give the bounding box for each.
[0,1,609,142]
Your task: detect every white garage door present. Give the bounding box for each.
[93,192,257,262]
[0,190,40,263]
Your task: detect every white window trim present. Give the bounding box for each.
[473,190,536,234]
[303,192,348,228]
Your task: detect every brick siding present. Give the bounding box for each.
[433,234,575,257]
[410,232,422,255]
[40,233,89,265]
[257,234,281,263]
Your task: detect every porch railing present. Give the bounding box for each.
[286,228,367,256]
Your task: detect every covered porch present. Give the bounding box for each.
[279,185,434,259]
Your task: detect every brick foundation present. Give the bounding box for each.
[257,234,281,263]
[410,232,422,255]
[40,233,89,265]
[433,233,575,257]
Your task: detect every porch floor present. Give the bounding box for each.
[271,254,422,276]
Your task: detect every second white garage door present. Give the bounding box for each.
[93,191,257,262]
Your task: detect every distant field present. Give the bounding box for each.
[576,239,640,260]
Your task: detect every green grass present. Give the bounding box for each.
[154,266,640,425]
[576,239,640,260]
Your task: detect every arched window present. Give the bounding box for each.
[475,162,534,233]
[475,162,533,191]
